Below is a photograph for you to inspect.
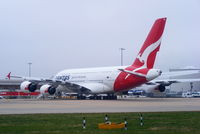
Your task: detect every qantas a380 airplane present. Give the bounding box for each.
[4,18,167,95]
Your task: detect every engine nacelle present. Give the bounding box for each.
[140,84,166,93]
[20,81,37,92]
[157,84,166,92]
[40,84,56,95]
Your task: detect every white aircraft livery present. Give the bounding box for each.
[7,18,167,95]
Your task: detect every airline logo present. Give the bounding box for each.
[133,18,166,69]
[135,38,161,70]
[114,18,166,92]
[55,75,70,81]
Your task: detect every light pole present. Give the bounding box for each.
[119,48,125,66]
[28,62,32,77]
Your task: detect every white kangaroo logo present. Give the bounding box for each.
[135,37,162,71]
[125,37,162,79]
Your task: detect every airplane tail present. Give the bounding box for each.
[6,72,22,79]
[132,18,167,69]
[6,72,11,80]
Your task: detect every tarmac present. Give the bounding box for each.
[0,98,200,114]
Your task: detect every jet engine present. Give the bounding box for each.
[137,84,166,93]
[20,81,37,92]
[40,84,56,95]
[155,84,166,92]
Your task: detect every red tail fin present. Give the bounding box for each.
[132,18,167,69]
[7,72,11,80]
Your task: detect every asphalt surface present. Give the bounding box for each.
[0,98,200,114]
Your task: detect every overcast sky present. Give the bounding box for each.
[0,0,200,78]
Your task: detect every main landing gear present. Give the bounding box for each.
[77,94,117,100]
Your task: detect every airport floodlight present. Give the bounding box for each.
[119,48,125,66]
[28,62,32,77]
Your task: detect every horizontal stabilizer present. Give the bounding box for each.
[118,69,146,78]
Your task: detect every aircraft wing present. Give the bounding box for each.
[0,76,92,94]
[40,79,92,94]
[146,78,200,86]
